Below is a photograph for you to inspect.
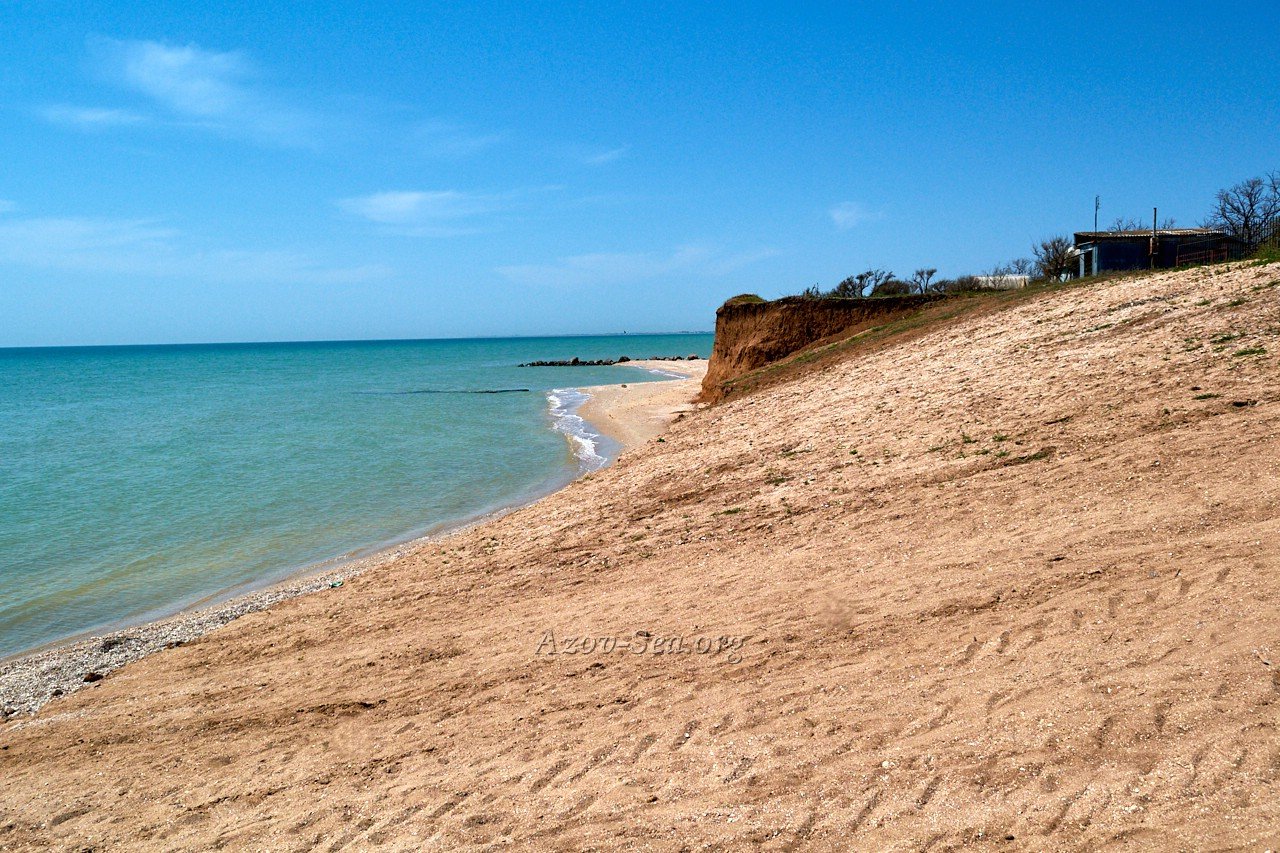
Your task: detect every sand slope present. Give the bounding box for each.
[2,263,1279,850]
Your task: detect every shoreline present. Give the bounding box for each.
[0,359,707,718]
[577,359,706,449]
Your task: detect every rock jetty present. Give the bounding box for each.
[518,355,701,367]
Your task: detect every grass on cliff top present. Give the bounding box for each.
[715,269,1161,401]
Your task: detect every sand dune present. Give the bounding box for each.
[3,262,1279,850]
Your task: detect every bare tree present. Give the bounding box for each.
[1008,257,1034,276]
[857,269,893,296]
[830,269,893,298]
[1109,215,1176,232]
[1205,174,1280,246]
[1033,236,1074,280]
[910,267,937,293]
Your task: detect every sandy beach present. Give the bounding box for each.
[2,262,1279,849]
[579,359,707,448]
[0,363,707,718]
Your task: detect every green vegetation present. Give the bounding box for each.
[1252,244,1280,265]
[1008,447,1054,465]
[1233,346,1267,357]
[722,293,766,306]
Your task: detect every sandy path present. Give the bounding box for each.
[2,263,1279,850]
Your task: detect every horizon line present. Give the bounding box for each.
[0,330,715,353]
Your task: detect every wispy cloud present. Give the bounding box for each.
[497,244,776,287]
[829,201,879,231]
[336,187,560,237]
[0,215,389,284]
[39,105,148,129]
[411,120,505,158]
[583,145,629,166]
[56,37,319,146]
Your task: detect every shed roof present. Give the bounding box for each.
[1073,228,1240,241]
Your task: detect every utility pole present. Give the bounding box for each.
[1095,195,1100,232]
[1151,207,1159,269]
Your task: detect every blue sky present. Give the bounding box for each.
[1,1,1277,346]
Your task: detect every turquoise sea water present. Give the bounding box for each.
[0,334,711,659]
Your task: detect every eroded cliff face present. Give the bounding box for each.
[700,295,943,402]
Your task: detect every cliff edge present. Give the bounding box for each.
[700,293,944,402]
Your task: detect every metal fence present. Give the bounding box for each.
[1175,236,1251,267]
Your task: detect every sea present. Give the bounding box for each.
[0,334,712,659]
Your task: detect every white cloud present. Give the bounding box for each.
[109,39,249,118]
[39,105,148,129]
[0,215,389,284]
[497,244,776,287]
[337,189,516,237]
[78,37,317,146]
[339,190,498,224]
[412,121,504,158]
[829,201,878,231]
[584,145,629,166]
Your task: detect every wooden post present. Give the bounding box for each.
[1151,207,1158,269]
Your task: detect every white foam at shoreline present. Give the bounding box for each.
[546,389,607,471]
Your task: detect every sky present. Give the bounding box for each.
[1,1,1277,347]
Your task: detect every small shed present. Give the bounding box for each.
[1072,228,1247,277]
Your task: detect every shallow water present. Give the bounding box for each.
[0,334,711,658]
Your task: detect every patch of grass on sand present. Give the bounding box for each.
[1005,447,1054,465]
[1233,346,1267,358]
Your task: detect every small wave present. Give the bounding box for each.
[547,389,606,471]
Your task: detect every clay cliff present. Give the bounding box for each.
[699,293,943,401]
